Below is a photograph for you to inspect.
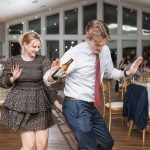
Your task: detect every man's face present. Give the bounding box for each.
[87,38,108,54]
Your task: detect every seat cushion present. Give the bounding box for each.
[0,99,4,106]
[105,102,123,111]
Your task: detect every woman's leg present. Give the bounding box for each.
[35,129,49,150]
[20,131,36,150]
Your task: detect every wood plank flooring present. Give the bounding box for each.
[1,111,150,150]
[0,80,150,149]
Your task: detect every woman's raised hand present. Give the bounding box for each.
[11,64,22,81]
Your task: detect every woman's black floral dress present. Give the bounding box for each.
[0,55,57,131]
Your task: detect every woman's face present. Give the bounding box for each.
[23,39,41,58]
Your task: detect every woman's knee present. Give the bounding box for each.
[21,140,35,150]
[36,139,48,150]
[21,144,35,150]
[35,129,49,150]
[20,131,36,150]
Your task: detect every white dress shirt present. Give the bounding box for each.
[43,41,122,102]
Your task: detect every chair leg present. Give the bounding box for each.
[0,108,2,118]
[103,110,105,118]
[121,117,125,126]
[143,129,146,144]
[108,114,111,131]
[128,120,133,136]
[128,120,147,144]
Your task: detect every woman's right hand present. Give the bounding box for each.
[11,64,22,82]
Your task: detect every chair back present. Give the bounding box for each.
[142,72,150,83]
[0,88,10,106]
[102,79,124,131]
[102,80,111,108]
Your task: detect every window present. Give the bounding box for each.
[46,13,59,34]
[47,40,59,61]
[103,3,118,35]
[122,7,137,35]
[122,40,137,61]
[142,12,150,35]
[64,8,78,34]
[83,3,97,34]
[8,23,23,34]
[28,18,41,34]
[9,42,21,56]
[142,40,150,60]
[64,40,78,51]
[107,40,117,67]
[0,42,3,59]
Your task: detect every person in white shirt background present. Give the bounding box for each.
[44,20,143,150]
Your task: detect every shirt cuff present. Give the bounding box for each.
[43,70,56,86]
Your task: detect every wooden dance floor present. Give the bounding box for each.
[0,81,150,149]
[0,109,150,150]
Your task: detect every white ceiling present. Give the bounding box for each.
[0,0,82,22]
[0,0,150,22]
[126,0,150,8]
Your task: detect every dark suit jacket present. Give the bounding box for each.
[123,83,148,130]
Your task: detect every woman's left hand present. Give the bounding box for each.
[54,100,62,112]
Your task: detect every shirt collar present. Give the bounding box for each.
[84,41,94,55]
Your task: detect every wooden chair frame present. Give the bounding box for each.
[0,88,10,116]
[102,79,124,131]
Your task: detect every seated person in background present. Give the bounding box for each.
[119,55,131,70]
[144,57,150,72]
[115,55,132,92]
[124,57,142,82]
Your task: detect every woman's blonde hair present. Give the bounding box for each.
[85,20,110,42]
[19,31,41,52]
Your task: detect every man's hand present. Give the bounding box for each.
[127,56,143,76]
[51,58,61,73]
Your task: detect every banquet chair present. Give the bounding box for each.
[118,79,129,101]
[0,87,10,114]
[124,83,149,144]
[128,117,150,144]
[141,72,150,83]
[102,79,126,131]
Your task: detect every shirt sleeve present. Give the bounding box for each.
[102,45,122,80]
[0,57,14,88]
[43,70,56,86]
